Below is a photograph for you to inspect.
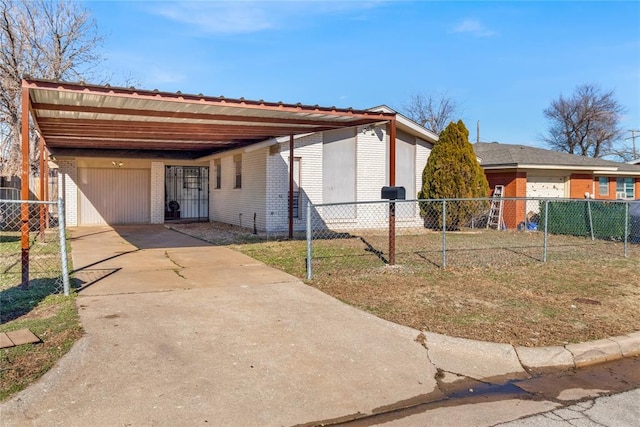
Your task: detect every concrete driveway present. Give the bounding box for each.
[1,226,440,426]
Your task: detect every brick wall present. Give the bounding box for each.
[150,162,164,224]
[56,159,78,226]
[569,174,593,199]
[209,149,267,231]
[485,171,527,229]
[267,134,323,233]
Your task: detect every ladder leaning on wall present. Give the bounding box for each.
[487,185,505,230]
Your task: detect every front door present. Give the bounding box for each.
[165,166,209,220]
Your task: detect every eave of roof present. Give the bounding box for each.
[474,142,640,175]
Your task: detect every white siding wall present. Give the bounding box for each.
[415,138,431,199]
[209,149,267,230]
[150,162,164,224]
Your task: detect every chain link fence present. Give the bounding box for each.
[0,198,70,297]
[305,198,639,279]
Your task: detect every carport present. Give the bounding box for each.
[19,78,399,285]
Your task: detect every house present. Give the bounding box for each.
[474,142,640,228]
[21,79,437,233]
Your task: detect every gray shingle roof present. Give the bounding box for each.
[473,142,640,173]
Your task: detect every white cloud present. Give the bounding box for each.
[146,67,186,85]
[452,19,497,37]
[148,1,388,35]
[151,2,274,34]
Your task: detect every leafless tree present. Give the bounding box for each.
[403,92,461,135]
[542,84,626,158]
[0,0,103,176]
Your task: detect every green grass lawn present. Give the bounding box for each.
[1,231,81,402]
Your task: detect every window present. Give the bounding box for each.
[234,154,242,189]
[616,177,635,199]
[214,159,221,189]
[598,177,609,196]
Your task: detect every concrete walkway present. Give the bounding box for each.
[1,226,637,426]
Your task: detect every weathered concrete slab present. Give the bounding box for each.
[5,329,40,346]
[165,247,265,268]
[566,338,622,368]
[515,345,575,371]
[0,284,439,426]
[0,226,440,426]
[180,264,298,288]
[78,269,189,296]
[423,332,527,382]
[0,333,15,349]
[610,332,640,357]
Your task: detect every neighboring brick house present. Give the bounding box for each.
[473,142,640,228]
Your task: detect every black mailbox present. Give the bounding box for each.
[381,186,406,200]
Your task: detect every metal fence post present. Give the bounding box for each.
[624,201,629,258]
[442,200,447,269]
[306,200,312,280]
[57,198,70,296]
[543,199,549,263]
[587,200,594,240]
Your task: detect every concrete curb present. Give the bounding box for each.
[423,331,640,376]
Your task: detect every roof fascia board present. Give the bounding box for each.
[482,164,619,172]
[518,164,618,171]
[369,104,438,143]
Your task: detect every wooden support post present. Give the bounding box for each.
[20,85,30,288]
[288,134,294,239]
[388,118,397,266]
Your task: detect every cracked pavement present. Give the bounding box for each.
[1,226,638,427]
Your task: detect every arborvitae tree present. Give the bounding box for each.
[418,120,489,229]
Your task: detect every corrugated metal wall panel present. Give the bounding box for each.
[78,168,150,225]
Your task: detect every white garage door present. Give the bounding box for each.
[526,176,567,199]
[78,168,150,225]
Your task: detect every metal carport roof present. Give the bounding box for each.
[22,78,396,159]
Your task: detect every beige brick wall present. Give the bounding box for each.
[209,149,267,231]
[150,162,165,224]
[267,134,323,233]
[56,159,78,227]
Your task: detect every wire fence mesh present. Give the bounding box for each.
[306,198,640,278]
[0,199,69,298]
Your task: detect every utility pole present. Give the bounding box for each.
[626,130,640,160]
[477,120,480,143]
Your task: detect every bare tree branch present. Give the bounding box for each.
[541,84,626,159]
[0,0,103,176]
[402,92,461,135]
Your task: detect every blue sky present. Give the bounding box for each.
[85,1,640,149]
